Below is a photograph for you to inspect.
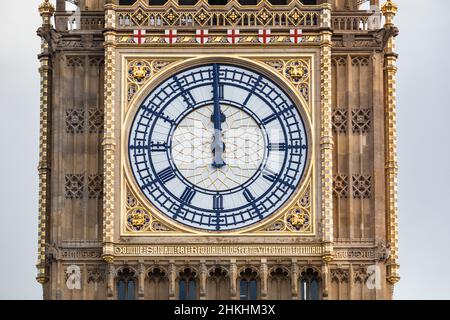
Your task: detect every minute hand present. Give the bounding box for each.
[212,64,226,168]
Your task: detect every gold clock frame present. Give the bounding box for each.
[119,54,317,237]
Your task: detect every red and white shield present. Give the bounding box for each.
[290,29,303,44]
[258,29,271,44]
[133,29,146,44]
[227,29,240,44]
[196,30,209,44]
[164,29,178,44]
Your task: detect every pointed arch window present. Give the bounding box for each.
[269,267,291,300]
[300,268,321,300]
[117,268,137,300]
[239,268,258,300]
[178,268,198,300]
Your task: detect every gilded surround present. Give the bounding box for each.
[101,0,332,252]
[36,0,400,300]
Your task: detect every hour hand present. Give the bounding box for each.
[212,129,226,169]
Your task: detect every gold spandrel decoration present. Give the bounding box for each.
[125,184,174,233]
[259,58,312,109]
[259,178,313,234]
[126,58,180,105]
[128,60,151,83]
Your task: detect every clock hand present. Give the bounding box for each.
[211,64,226,169]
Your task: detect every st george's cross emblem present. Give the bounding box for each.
[196,29,209,44]
[227,29,240,44]
[290,29,303,44]
[164,29,178,44]
[258,29,271,44]
[133,29,146,44]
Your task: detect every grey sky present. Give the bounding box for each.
[0,0,448,299]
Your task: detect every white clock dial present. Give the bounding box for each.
[171,104,266,191]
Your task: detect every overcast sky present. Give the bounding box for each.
[0,0,448,300]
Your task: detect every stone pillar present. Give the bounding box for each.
[229,261,237,300]
[260,260,268,300]
[321,263,330,300]
[106,262,115,300]
[36,0,55,288]
[138,262,145,299]
[320,3,334,263]
[102,0,117,263]
[381,0,400,295]
[199,262,207,300]
[291,261,299,300]
[168,262,176,300]
[349,264,354,300]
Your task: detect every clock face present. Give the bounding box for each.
[128,63,308,231]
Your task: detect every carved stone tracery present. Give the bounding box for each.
[333,174,349,199]
[66,108,85,134]
[332,108,348,134]
[65,174,84,199]
[260,58,311,104]
[352,108,371,134]
[352,174,372,199]
[125,184,174,233]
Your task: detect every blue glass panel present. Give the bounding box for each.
[117,280,126,300]
[249,280,257,300]
[239,280,248,300]
[311,279,320,300]
[179,280,186,300]
[127,280,136,300]
[188,280,197,300]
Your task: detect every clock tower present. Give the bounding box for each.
[37,0,399,300]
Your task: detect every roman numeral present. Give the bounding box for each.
[243,75,262,105]
[218,84,225,100]
[268,143,286,151]
[261,114,278,125]
[180,187,196,204]
[149,141,168,152]
[263,168,278,182]
[213,195,224,211]
[157,167,176,184]
[243,189,255,202]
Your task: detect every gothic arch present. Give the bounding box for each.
[177,267,198,300]
[115,266,138,278]
[330,267,350,300]
[238,266,260,300]
[115,267,138,300]
[299,266,322,300]
[268,266,291,300]
[206,267,230,300]
[145,266,169,300]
